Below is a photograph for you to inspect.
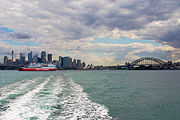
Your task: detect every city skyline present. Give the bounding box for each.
[1,50,86,70]
[0,0,180,65]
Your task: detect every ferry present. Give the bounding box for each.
[18,62,57,71]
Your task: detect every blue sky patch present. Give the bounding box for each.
[2,40,39,46]
[91,36,161,46]
[0,27,14,33]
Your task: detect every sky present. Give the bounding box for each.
[0,0,180,65]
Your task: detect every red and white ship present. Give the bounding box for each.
[18,62,57,71]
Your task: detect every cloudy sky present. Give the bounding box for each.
[0,0,180,65]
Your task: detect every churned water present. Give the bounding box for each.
[0,70,180,120]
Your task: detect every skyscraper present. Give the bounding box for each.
[28,51,32,63]
[48,54,52,63]
[77,59,81,69]
[4,56,8,65]
[59,56,62,68]
[82,62,86,68]
[41,51,46,63]
[12,50,14,62]
[62,57,71,68]
[33,53,38,63]
[20,53,25,64]
[72,59,77,69]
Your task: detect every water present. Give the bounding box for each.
[0,70,180,120]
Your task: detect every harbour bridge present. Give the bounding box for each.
[130,57,166,66]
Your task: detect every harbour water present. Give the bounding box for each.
[0,70,180,120]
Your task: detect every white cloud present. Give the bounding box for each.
[0,0,180,64]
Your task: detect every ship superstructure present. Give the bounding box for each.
[18,62,57,71]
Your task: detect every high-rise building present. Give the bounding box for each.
[48,54,52,63]
[4,56,8,65]
[62,57,72,69]
[72,59,77,69]
[68,58,72,68]
[77,59,81,69]
[41,51,46,63]
[28,51,32,63]
[82,62,86,68]
[33,53,38,63]
[15,59,20,65]
[53,60,59,68]
[7,59,12,65]
[38,57,42,63]
[59,56,62,68]
[20,53,25,64]
[12,50,14,62]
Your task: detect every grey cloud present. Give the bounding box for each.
[135,50,171,61]
[2,0,179,42]
[0,48,12,55]
[158,28,180,48]
[9,33,31,39]
[0,0,180,64]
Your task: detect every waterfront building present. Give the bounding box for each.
[33,54,38,63]
[72,59,77,69]
[7,59,12,65]
[15,59,20,65]
[59,56,62,68]
[28,51,32,63]
[12,50,14,62]
[20,53,25,64]
[53,60,59,68]
[38,57,42,63]
[77,59,81,69]
[68,58,72,68]
[41,51,46,63]
[73,59,76,63]
[62,57,67,68]
[62,57,72,69]
[4,56,8,65]
[82,62,86,68]
[48,54,52,63]
[167,61,173,65]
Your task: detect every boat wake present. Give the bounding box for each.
[0,74,112,120]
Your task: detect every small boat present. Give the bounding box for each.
[18,62,57,71]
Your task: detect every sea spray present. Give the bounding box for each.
[0,74,112,120]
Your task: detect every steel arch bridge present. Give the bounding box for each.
[130,57,166,66]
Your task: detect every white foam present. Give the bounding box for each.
[0,77,49,120]
[53,75,112,120]
[0,74,112,120]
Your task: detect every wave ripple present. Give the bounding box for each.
[0,74,112,120]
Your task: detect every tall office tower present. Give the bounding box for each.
[72,59,77,69]
[4,56,8,65]
[33,53,38,63]
[20,53,25,64]
[77,59,81,69]
[12,50,14,62]
[15,59,20,65]
[48,54,52,63]
[59,56,62,67]
[68,58,72,68]
[62,57,71,69]
[41,51,46,63]
[53,60,59,68]
[73,59,76,64]
[28,51,32,63]
[82,62,86,68]
[38,57,42,63]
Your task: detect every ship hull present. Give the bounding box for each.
[18,68,57,71]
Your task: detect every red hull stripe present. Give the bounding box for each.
[18,68,57,71]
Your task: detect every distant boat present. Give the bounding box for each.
[18,62,57,71]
